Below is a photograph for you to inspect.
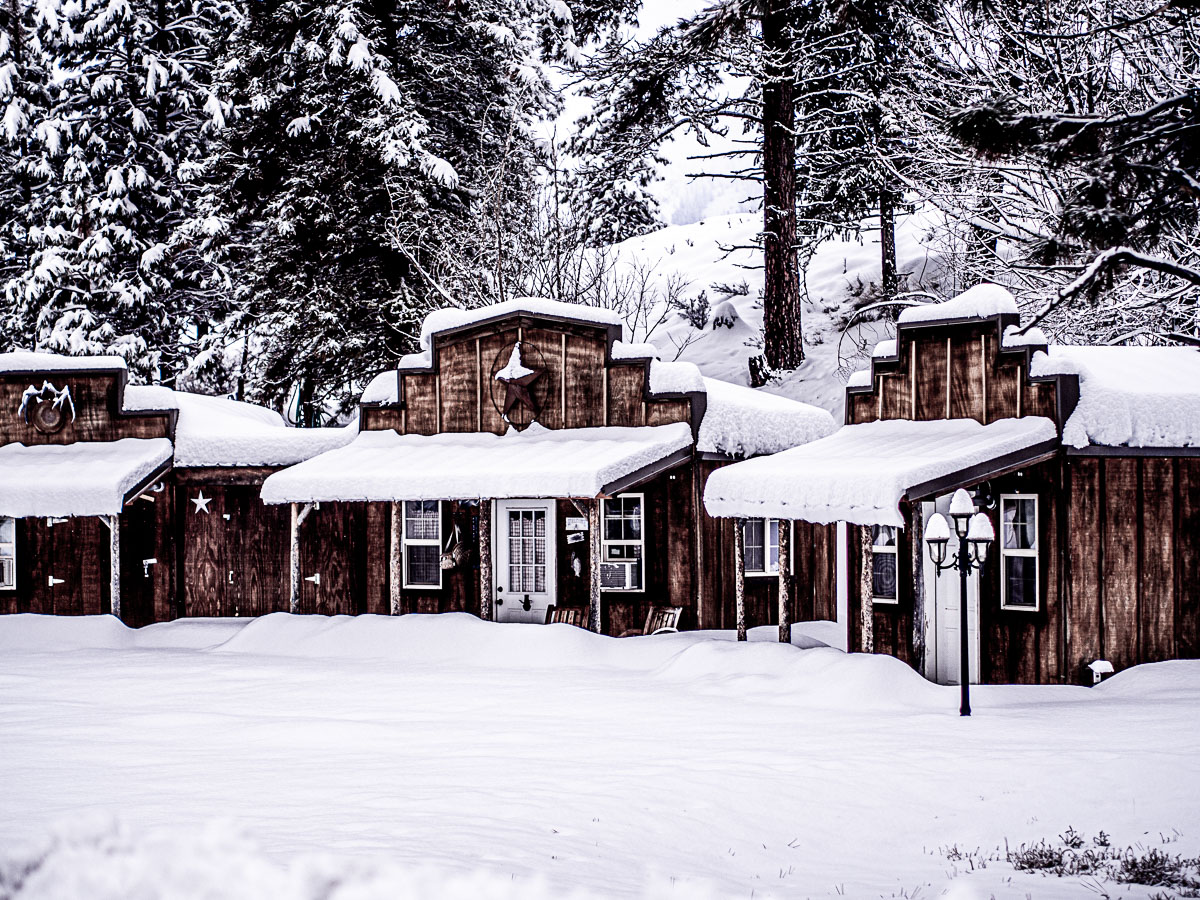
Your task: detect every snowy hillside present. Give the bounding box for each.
[2,614,1198,899]
[604,213,948,421]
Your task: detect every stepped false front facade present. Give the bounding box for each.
[0,299,836,635]
[705,285,1200,686]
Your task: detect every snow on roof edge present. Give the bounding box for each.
[0,351,128,374]
[419,298,624,351]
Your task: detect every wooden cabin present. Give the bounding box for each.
[705,285,1200,685]
[0,299,837,636]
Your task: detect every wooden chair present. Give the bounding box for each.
[545,605,587,628]
[620,606,683,637]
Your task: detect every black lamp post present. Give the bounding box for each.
[924,488,994,716]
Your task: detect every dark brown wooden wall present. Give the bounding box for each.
[377,315,693,437]
[846,514,916,666]
[175,469,290,618]
[846,323,1058,428]
[4,516,110,616]
[1065,455,1200,679]
[696,460,837,633]
[0,372,171,446]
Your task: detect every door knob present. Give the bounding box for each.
[497,598,504,605]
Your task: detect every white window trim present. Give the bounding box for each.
[402,500,443,590]
[1000,493,1039,611]
[601,493,645,593]
[0,515,15,591]
[743,518,794,578]
[871,524,900,605]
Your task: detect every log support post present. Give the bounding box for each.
[734,518,747,641]
[104,515,121,620]
[390,501,402,615]
[778,520,790,644]
[290,502,314,614]
[910,503,926,674]
[588,498,602,633]
[479,498,493,621]
[859,524,874,653]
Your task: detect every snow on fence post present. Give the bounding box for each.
[479,498,492,622]
[390,501,401,615]
[777,521,790,644]
[910,502,925,672]
[588,499,602,633]
[108,515,120,620]
[734,518,747,641]
[859,525,874,653]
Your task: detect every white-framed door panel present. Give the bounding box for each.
[493,499,557,623]
[923,496,981,686]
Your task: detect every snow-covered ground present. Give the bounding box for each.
[605,213,948,420]
[2,614,1198,899]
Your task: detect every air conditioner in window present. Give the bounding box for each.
[600,561,637,590]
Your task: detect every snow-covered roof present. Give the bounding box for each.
[697,378,836,457]
[611,340,658,360]
[897,284,1018,326]
[648,359,705,394]
[123,386,356,468]
[704,417,1058,527]
[0,351,127,374]
[0,438,173,517]
[419,298,623,350]
[261,422,693,504]
[1031,345,1200,448]
[360,370,399,404]
[846,370,872,389]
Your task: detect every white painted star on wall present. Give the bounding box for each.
[191,491,212,514]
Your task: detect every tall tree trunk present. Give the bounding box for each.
[760,0,803,372]
[880,186,898,301]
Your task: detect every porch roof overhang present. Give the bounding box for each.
[703,417,1059,528]
[0,437,174,518]
[260,422,694,504]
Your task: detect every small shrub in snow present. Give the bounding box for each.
[942,829,1200,896]
[669,288,710,329]
[711,300,738,329]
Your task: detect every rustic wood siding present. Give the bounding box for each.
[0,372,171,446]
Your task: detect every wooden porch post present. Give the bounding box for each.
[289,502,314,614]
[777,520,790,644]
[859,524,874,653]
[108,515,121,620]
[390,501,402,615]
[910,503,925,673]
[479,498,492,621]
[588,498,602,633]
[734,518,747,641]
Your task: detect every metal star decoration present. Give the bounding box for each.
[191,491,212,514]
[494,344,543,420]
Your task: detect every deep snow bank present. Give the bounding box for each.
[0,819,631,900]
[0,612,943,710]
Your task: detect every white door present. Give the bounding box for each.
[924,497,981,686]
[494,500,557,623]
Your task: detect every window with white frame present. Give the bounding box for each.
[742,518,794,576]
[1000,495,1038,610]
[871,525,898,603]
[403,500,442,589]
[0,517,14,591]
[601,494,644,591]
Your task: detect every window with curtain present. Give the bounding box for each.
[0,517,14,590]
[742,518,785,576]
[1001,495,1038,609]
[403,501,442,588]
[871,524,898,603]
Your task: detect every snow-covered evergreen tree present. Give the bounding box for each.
[0,0,234,376]
[195,0,573,420]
